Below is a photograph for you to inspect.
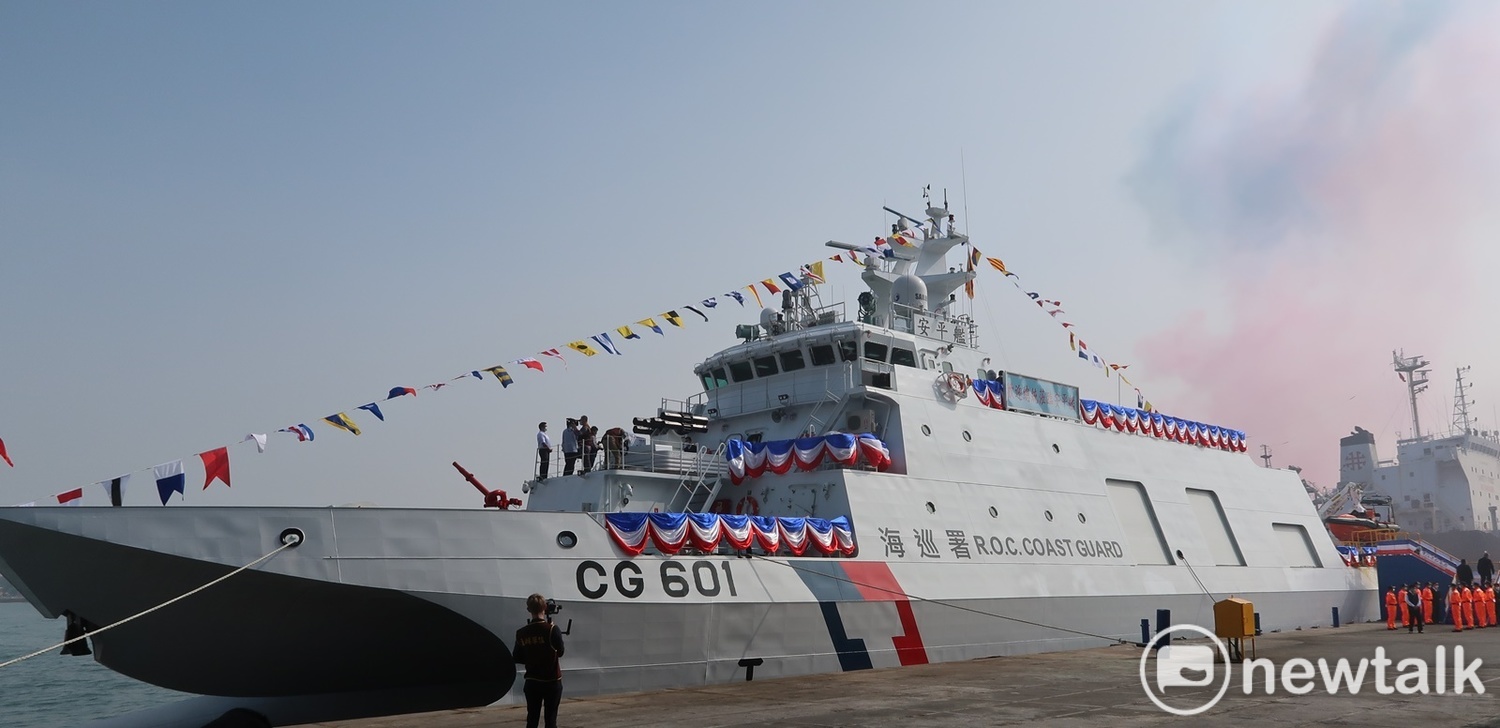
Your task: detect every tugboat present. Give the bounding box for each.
[0,191,1377,727]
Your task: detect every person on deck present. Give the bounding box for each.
[561,419,580,476]
[535,422,551,481]
[603,427,626,470]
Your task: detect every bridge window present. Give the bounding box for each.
[810,344,836,366]
[891,347,916,368]
[728,360,754,383]
[838,340,857,361]
[864,342,888,362]
[753,356,779,378]
[710,367,728,388]
[779,350,806,372]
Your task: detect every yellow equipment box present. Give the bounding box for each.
[1214,597,1254,639]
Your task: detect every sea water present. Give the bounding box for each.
[0,602,187,727]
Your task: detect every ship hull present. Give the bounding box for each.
[0,504,1377,725]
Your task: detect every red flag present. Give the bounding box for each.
[0,437,11,467]
[519,357,545,372]
[57,488,83,506]
[199,447,231,490]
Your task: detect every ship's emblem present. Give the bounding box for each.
[1342,451,1367,471]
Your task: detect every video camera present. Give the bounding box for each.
[545,598,561,617]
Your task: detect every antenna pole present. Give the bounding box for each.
[1259,445,1273,469]
[1393,350,1431,440]
[1452,366,1474,436]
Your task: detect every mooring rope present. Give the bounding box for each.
[0,533,301,670]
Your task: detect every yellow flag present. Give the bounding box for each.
[987,257,1008,274]
[324,413,361,436]
[567,341,598,357]
[806,261,825,284]
[663,311,684,328]
[747,284,763,308]
[617,325,639,340]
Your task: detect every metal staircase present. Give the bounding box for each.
[666,441,728,513]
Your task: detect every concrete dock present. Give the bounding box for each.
[303,623,1500,727]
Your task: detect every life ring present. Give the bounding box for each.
[939,372,969,401]
[736,495,760,516]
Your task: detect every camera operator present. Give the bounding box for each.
[512,593,564,728]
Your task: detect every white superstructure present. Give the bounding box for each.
[0,194,1377,728]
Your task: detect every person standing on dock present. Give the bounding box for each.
[1421,583,1434,625]
[513,593,565,728]
[1457,558,1474,587]
[1479,552,1494,585]
[1452,584,1467,631]
[536,422,552,481]
[1405,587,1424,633]
[1397,585,1410,628]
[1385,587,1398,630]
[1398,585,1422,630]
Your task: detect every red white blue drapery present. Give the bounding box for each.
[604,513,856,557]
[725,433,891,485]
[1078,399,1246,452]
[971,379,1004,409]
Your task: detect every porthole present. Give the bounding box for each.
[1077,513,1087,524]
[1044,510,1054,521]
[989,506,998,518]
[921,424,932,436]
[925,502,936,513]
[557,531,578,549]
[962,430,972,442]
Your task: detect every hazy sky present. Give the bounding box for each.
[3,1,1498,508]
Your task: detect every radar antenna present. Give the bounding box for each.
[1393,350,1431,439]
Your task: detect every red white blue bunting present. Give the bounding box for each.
[604,513,856,557]
[970,379,1004,409]
[1077,400,1246,452]
[725,433,892,485]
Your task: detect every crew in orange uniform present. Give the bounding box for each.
[1482,585,1495,628]
[1478,586,1490,628]
[1465,585,1478,629]
[1451,585,1465,631]
[1398,585,1411,628]
[1422,584,1434,625]
[1385,587,1399,630]
[1488,585,1497,627]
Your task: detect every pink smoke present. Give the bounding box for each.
[1131,4,1500,489]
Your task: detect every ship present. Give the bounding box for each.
[1337,352,1500,557]
[0,193,1377,728]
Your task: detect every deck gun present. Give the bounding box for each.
[452,461,522,509]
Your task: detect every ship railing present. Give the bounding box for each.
[534,438,727,480]
[864,303,979,350]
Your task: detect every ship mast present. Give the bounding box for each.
[1452,365,1474,436]
[1393,350,1431,440]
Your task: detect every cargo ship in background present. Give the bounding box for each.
[1333,352,1500,558]
[0,191,1377,728]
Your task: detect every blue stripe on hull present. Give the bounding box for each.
[793,562,873,672]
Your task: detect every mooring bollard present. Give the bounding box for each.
[1154,609,1171,650]
[1141,618,1151,646]
[1254,612,1262,635]
[1332,606,1341,628]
